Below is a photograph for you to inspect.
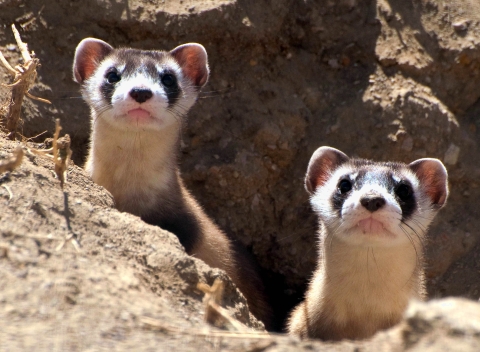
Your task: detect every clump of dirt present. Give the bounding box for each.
[0,137,479,350]
[0,137,264,349]
[0,0,480,347]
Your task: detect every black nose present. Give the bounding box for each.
[360,196,386,212]
[130,88,153,103]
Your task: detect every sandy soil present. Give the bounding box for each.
[0,0,480,349]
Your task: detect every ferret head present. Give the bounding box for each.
[73,38,209,131]
[306,147,448,247]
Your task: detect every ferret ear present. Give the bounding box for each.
[169,43,209,87]
[409,158,449,207]
[73,38,113,84]
[305,147,349,194]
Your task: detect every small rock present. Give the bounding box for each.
[120,311,130,321]
[330,122,340,133]
[453,20,471,32]
[328,58,339,69]
[242,17,252,27]
[444,143,460,165]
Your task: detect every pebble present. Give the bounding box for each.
[453,20,470,32]
[444,143,460,165]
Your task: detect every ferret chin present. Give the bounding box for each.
[73,38,271,328]
[287,146,449,340]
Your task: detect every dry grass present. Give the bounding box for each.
[26,119,72,189]
[0,147,23,174]
[0,24,50,139]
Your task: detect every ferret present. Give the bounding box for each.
[287,146,448,340]
[72,38,271,327]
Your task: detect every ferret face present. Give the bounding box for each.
[73,38,209,132]
[306,147,448,248]
[85,51,191,130]
[312,162,427,247]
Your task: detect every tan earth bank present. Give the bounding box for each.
[1,0,480,350]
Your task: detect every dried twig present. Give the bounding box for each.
[1,185,13,200]
[0,147,23,174]
[0,24,51,139]
[19,130,48,143]
[52,119,72,188]
[140,316,271,339]
[198,279,226,326]
[1,230,62,241]
[27,119,72,188]
[197,279,250,331]
[141,280,271,339]
[55,233,80,253]
[142,280,270,339]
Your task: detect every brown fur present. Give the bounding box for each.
[288,237,425,340]
[179,180,271,326]
[74,38,271,328]
[287,147,448,340]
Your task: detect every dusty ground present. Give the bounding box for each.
[1,0,480,349]
[0,139,479,351]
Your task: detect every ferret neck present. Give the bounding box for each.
[315,231,424,327]
[86,116,182,215]
[322,234,422,293]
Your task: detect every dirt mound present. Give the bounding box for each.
[1,0,480,348]
[0,137,262,349]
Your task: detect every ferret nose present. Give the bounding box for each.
[360,196,386,212]
[130,88,153,103]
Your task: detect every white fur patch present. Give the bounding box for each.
[84,56,198,132]
[310,164,435,248]
[82,51,202,215]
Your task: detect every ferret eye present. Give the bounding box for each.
[106,71,121,84]
[161,74,176,87]
[338,179,352,194]
[395,184,413,201]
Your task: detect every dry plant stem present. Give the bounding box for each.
[2,185,13,200]
[198,279,225,326]
[197,279,252,332]
[26,119,72,188]
[55,233,80,253]
[23,122,77,251]
[0,24,51,139]
[0,53,16,75]
[0,228,63,241]
[20,130,47,142]
[52,119,72,188]
[0,147,23,174]
[140,316,271,339]
[12,24,31,60]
